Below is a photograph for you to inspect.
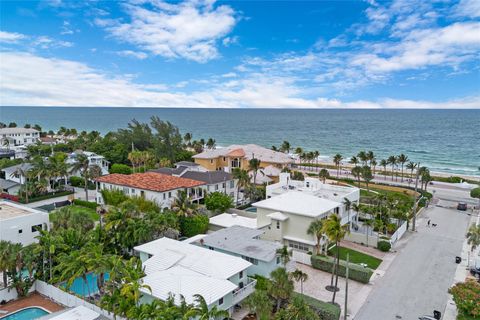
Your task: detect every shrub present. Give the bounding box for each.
[294,293,340,320]
[205,192,233,213]
[251,274,269,290]
[449,281,480,318]
[100,189,128,206]
[73,199,98,210]
[109,163,132,175]
[377,241,391,252]
[69,176,95,190]
[311,255,373,284]
[180,214,209,237]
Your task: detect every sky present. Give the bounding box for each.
[0,0,479,108]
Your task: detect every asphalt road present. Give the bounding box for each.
[355,206,470,320]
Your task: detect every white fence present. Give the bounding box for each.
[292,251,312,266]
[0,284,36,303]
[35,280,122,320]
[344,231,379,247]
[389,221,408,247]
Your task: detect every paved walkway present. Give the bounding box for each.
[354,205,470,320]
[0,292,64,315]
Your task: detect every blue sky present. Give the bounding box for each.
[0,0,479,108]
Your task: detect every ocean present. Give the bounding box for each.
[1,107,479,177]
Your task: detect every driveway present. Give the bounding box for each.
[354,206,470,320]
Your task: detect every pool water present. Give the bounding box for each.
[245,207,257,213]
[63,272,109,297]
[0,307,49,320]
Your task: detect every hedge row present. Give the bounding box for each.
[73,199,98,210]
[294,293,340,320]
[311,255,373,284]
[19,190,74,204]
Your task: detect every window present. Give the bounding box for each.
[334,207,339,215]
[208,246,214,250]
[223,157,226,161]
[31,224,42,232]
[168,192,172,198]
[222,183,226,189]
[18,229,23,234]
[140,190,145,198]
[239,271,243,279]
[230,180,234,188]
[244,256,258,265]
[215,184,219,191]
[123,187,129,194]
[218,297,224,305]
[131,188,135,194]
[276,221,280,229]
[306,181,310,187]
[288,240,309,252]
[210,159,213,164]
[276,256,281,264]
[163,193,166,200]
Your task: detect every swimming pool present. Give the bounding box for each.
[245,207,257,213]
[0,307,49,320]
[62,272,109,297]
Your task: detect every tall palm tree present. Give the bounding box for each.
[276,245,292,268]
[322,214,347,304]
[466,224,480,254]
[387,155,397,181]
[351,166,362,187]
[361,166,373,192]
[191,294,229,320]
[232,168,250,206]
[363,218,373,247]
[268,267,294,312]
[10,165,33,203]
[49,153,68,189]
[281,141,291,154]
[318,169,329,183]
[366,150,375,168]
[397,154,409,182]
[313,150,320,172]
[0,240,11,288]
[379,159,388,180]
[248,157,262,185]
[343,198,352,231]
[370,159,377,177]
[406,161,417,180]
[69,153,91,201]
[184,132,192,147]
[294,147,303,156]
[171,190,198,217]
[244,289,272,320]
[357,151,368,166]
[333,153,343,177]
[206,138,216,150]
[307,220,324,255]
[349,155,359,168]
[291,269,308,294]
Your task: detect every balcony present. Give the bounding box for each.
[232,277,256,305]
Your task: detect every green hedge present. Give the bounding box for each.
[377,241,391,252]
[294,293,340,320]
[311,255,373,284]
[109,163,132,175]
[73,199,98,210]
[70,176,96,190]
[19,190,74,203]
[180,214,209,237]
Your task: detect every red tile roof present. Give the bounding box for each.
[96,172,205,192]
[227,148,245,157]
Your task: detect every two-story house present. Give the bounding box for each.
[0,128,40,147]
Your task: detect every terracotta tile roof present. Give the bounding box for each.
[226,148,245,157]
[96,172,205,192]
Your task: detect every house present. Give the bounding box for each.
[151,161,242,203]
[1,163,32,184]
[0,201,49,246]
[134,237,255,316]
[0,127,40,147]
[39,136,58,145]
[0,178,21,195]
[192,144,293,183]
[209,212,270,231]
[196,226,294,278]
[96,172,206,208]
[253,174,360,253]
[67,151,110,176]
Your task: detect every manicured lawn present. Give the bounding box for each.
[328,245,382,270]
[50,205,100,221]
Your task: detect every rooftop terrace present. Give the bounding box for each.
[0,201,43,221]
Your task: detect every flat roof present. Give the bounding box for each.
[41,306,101,320]
[209,213,259,229]
[0,201,45,221]
[201,226,282,262]
[253,191,340,218]
[0,128,39,134]
[193,144,293,164]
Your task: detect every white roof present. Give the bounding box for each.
[134,237,251,279]
[263,165,282,177]
[254,191,340,218]
[141,265,237,305]
[193,144,293,164]
[0,201,46,221]
[209,213,259,229]
[267,211,289,221]
[46,306,100,320]
[249,171,273,184]
[0,128,39,134]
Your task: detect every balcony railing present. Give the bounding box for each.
[232,277,256,305]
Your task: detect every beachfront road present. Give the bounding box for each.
[354,206,470,320]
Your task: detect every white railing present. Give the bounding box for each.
[389,221,407,247]
[232,278,256,305]
[0,287,19,303]
[35,280,123,320]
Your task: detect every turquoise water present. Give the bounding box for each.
[1,107,479,176]
[245,207,257,213]
[0,307,48,320]
[62,273,109,297]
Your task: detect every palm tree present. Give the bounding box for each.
[206,138,216,150]
[0,240,11,288]
[128,151,142,173]
[171,190,197,217]
[406,161,417,181]
[318,169,329,183]
[379,159,388,180]
[248,157,262,185]
[466,224,480,253]
[357,151,368,166]
[322,214,347,304]
[232,168,250,206]
[387,155,397,181]
[333,153,343,177]
[363,218,374,247]
[343,198,352,231]
[366,150,375,168]
[291,269,308,294]
[10,165,33,203]
[294,147,303,156]
[281,141,291,154]
[69,153,91,201]
[397,154,409,182]
[361,166,373,192]
[184,132,192,147]
[49,153,68,189]
[191,294,229,320]
[276,245,292,268]
[244,289,272,320]
[307,220,324,255]
[371,159,377,177]
[351,166,362,187]
[313,150,320,172]
[268,267,294,312]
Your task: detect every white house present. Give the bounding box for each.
[134,237,255,316]
[0,128,40,147]
[209,212,270,231]
[96,172,205,209]
[1,163,32,184]
[151,161,243,204]
[0,201,49,246]
[67,151,110,176]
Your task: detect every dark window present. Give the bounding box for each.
[276,221,280,229]
[18,229,23,234]
[218,297,224,305]
[208,246,214,250]
[239,271,243,278]
[31,224,42,232]
[140,190,145,198]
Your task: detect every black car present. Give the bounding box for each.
[457,202,467,211]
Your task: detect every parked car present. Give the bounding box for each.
[457,202,467,211]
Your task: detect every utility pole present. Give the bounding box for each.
[344,253,349,320]
[412,163,420,231]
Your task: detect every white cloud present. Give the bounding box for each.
[33,36,73,49]
[455,0,480,18]
[1,51,478,109]
[222,36,238,47]
[97,0,237,62]
[116,50,148,59]
[0,31,25,43]
[60,21,74,35]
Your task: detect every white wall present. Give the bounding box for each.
[0,207,49,246]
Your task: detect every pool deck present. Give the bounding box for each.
[0,293,64,316]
